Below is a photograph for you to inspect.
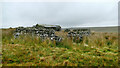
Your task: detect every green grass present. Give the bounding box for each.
[1,28,118,66]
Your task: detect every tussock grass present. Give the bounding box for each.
[2,29,118,66]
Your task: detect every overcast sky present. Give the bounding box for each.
[1,0,118,28]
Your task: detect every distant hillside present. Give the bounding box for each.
[90,26,118,33]
[62,26,118,33]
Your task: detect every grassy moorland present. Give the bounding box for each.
[64,26,118,33]
[1,28,118,66]
[90,26,118,33]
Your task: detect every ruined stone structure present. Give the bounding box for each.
[14,24,91,42]
[14,24,62,42]
[67,28,91,41]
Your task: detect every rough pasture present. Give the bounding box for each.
[1,28,118,66]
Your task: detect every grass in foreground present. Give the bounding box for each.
[1,29,118,66]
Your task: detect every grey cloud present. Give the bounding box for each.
[2,2,117,28]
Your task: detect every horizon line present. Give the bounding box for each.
[0,25,118,29]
